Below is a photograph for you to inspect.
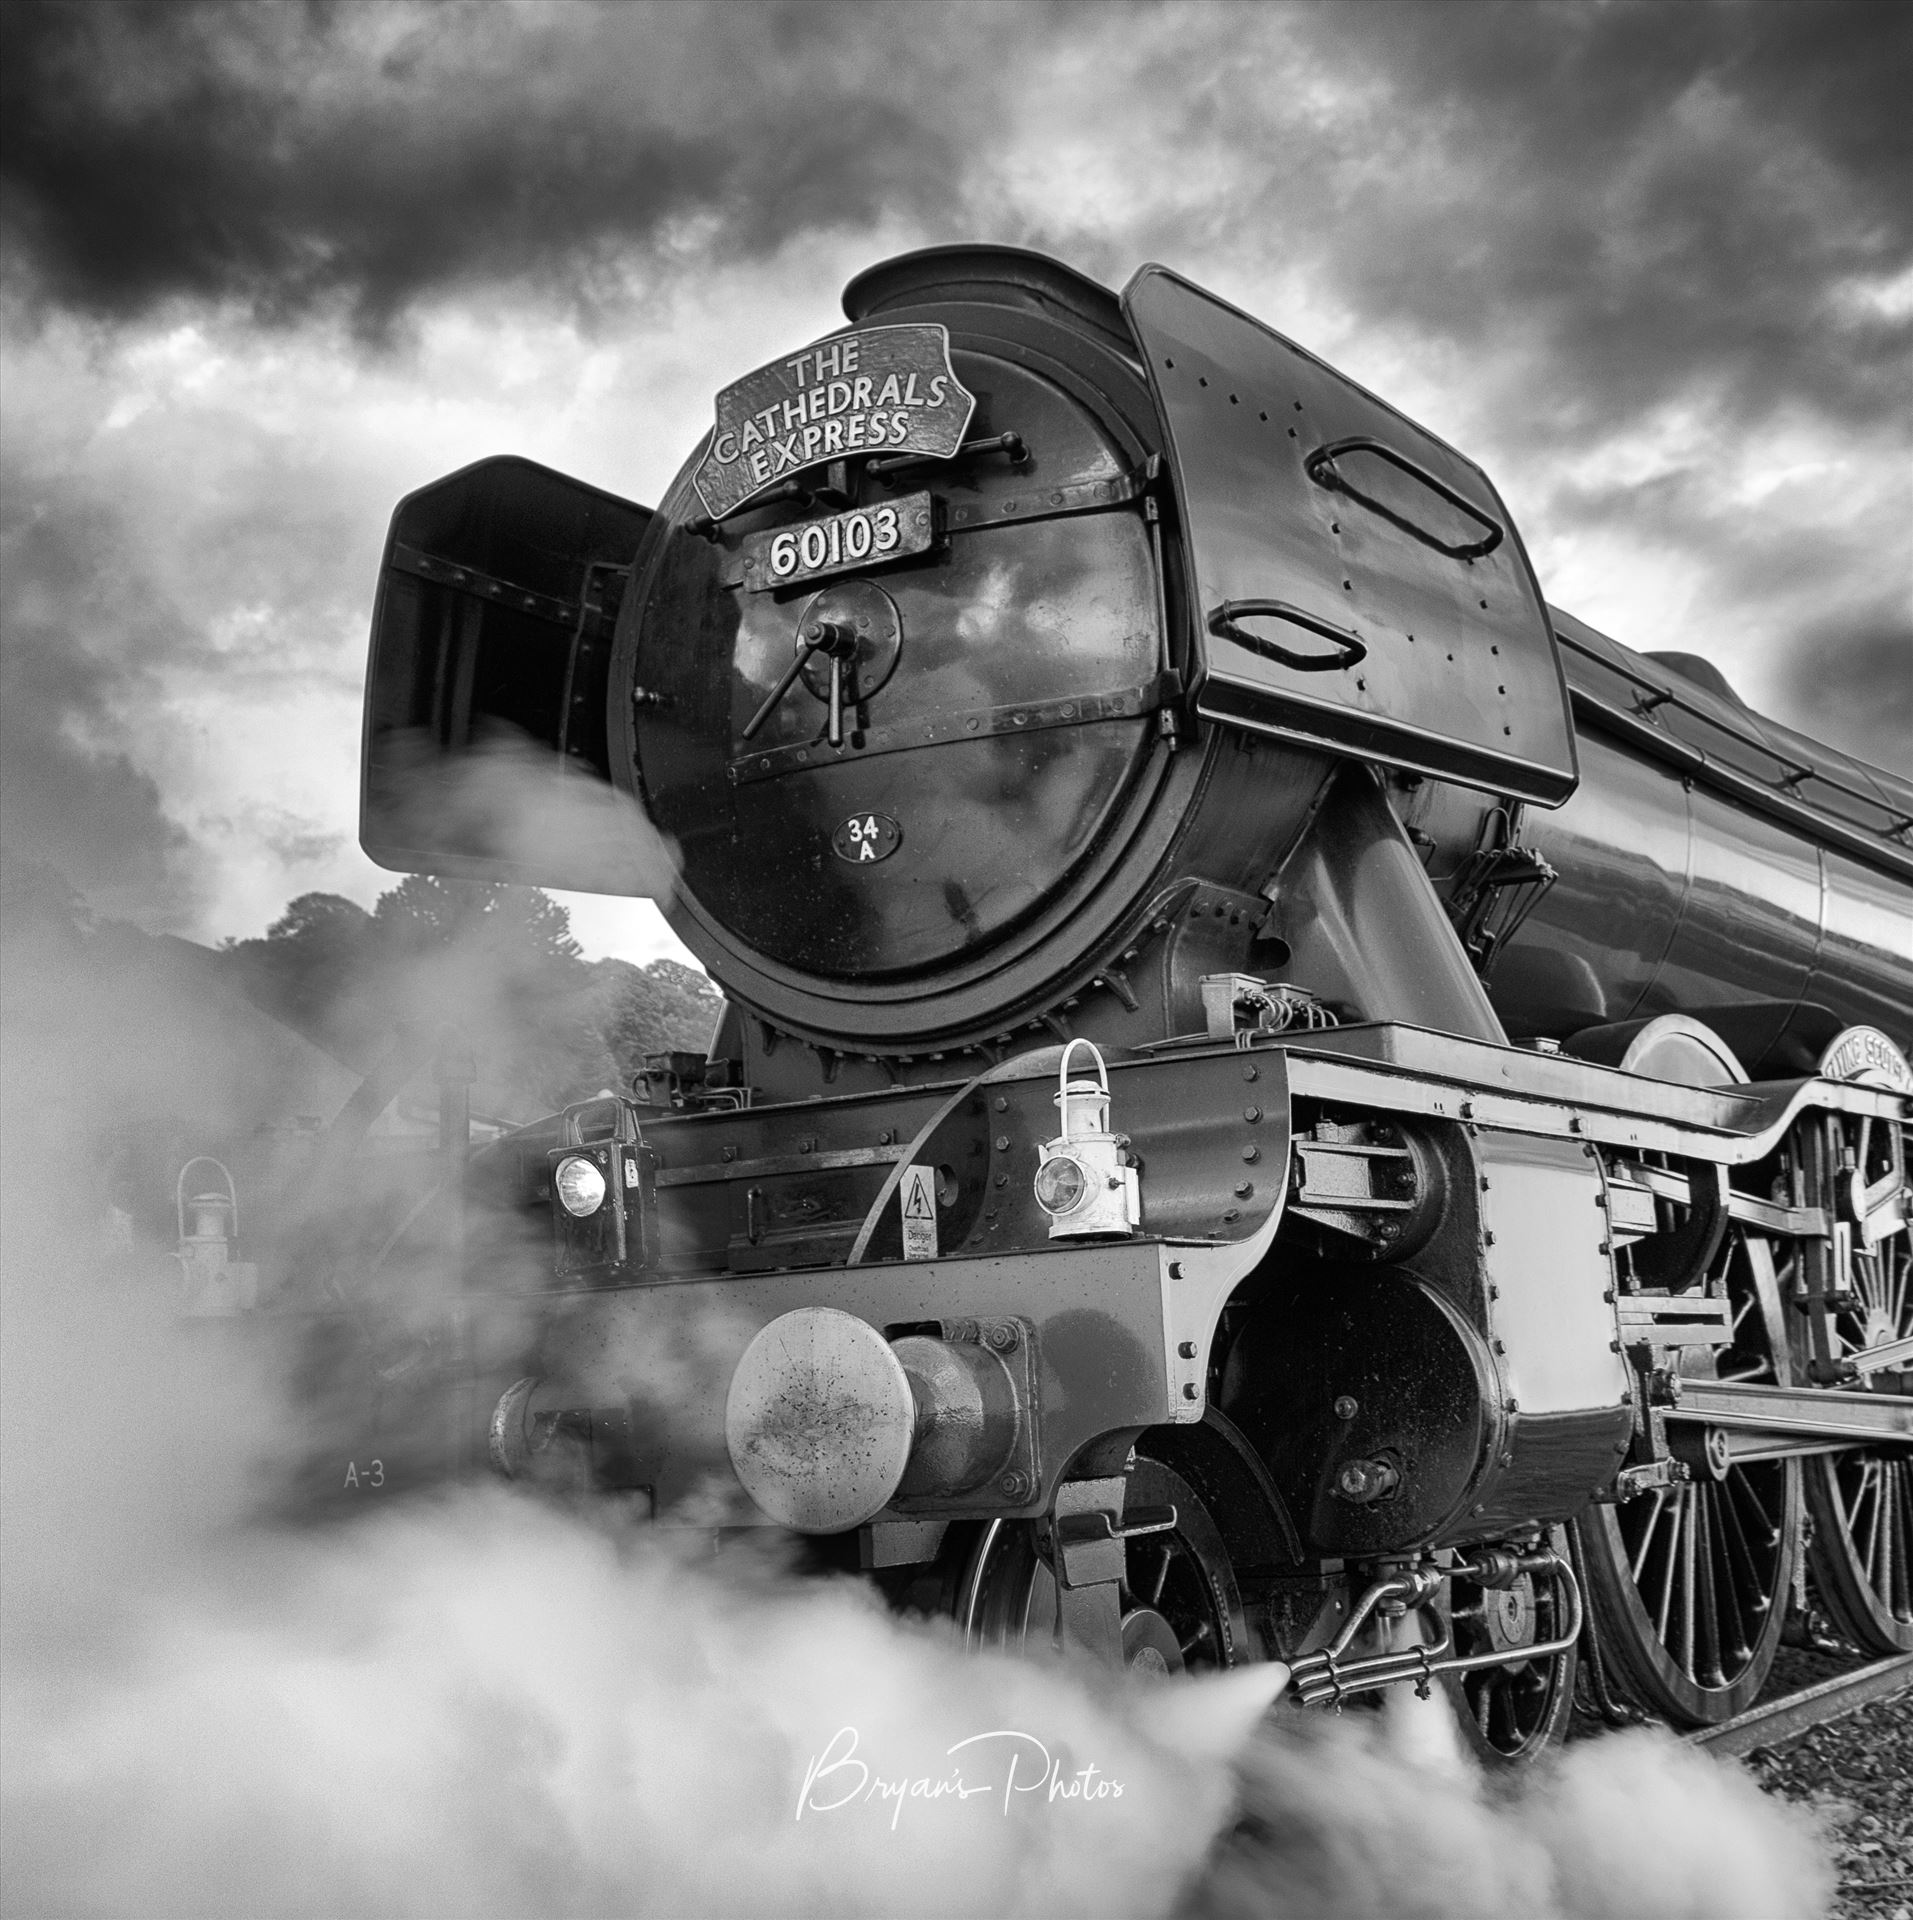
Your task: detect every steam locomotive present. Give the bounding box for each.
[358,247,1911,1761]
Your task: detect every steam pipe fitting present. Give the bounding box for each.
[1321,1563,1447,1664]
[1288,1551,1583,1708]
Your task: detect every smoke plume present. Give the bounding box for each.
[0,903,1834,1920]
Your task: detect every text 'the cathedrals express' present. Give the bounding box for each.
[694,325,976,520]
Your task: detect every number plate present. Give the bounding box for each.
[739,494,934,593]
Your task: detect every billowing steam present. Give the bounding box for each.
[0,894,1833,1920]
[365,724,680,901]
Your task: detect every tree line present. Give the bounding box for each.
[222,876,722,1119]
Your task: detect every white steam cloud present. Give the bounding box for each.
[365,726,680,901]
[0,906,1834,1920]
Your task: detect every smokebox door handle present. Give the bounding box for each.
[1304,437,1504,560]
[1207,600,1368,673]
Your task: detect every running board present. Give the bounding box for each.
[1663,1377,1913,1460]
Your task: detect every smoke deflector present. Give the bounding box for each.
[1124,265,1578,807]
[361,456,654,889]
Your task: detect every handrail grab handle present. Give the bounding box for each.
[1305,437,1504,560]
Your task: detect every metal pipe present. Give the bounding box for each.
[1289,1551,1584,1709]
[1318,1564,1444,1664]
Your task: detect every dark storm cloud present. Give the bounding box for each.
[7,0,1903,421]
[1542,453,1913,772]
[1776,612,1913,780]
[1105,0,1913,436]
[0,496,208,925]
[1352,0,1912,428]
[0,0,981,330]
[1081,0,1908,775]
[1,0,1905,904]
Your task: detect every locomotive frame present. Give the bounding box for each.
[352,245,1911,1763]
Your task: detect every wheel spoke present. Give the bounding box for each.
[1881,1463,1904,1618]
[1631,1490,1669,1584]
[1693,1491,1726,1685]
[1146,1542,1173,1608]
[1721,1471,1774,1589]
[1855,1253,1882,1323]
[1712,1480,1760,1662]
[1864,1460,1887,1587]
[1890,1464,1912,1621]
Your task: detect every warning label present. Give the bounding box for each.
[899,1163,939,1262]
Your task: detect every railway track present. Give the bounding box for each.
[1684,1653,1913,1760]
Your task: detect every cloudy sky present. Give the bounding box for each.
[3,0,1908,961]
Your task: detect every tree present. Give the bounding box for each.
[598,957,725,1085]
[370,875,495,952]
[229,876,724,1120]
[224,891,375,1054]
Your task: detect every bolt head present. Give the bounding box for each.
[1333,1394,1359,1420]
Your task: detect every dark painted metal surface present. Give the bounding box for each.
[1261,765,1505,1043]
[1551,609,1913,879]
[1414,614,1913,1067]
[609,273,1280,1056]
[525,1243,1179,1521]
[361,455,650,887]
[358,251,1907,1087]
[1221,1264,1500,1555]
[539,1042,1291,1282]
[1808,852,1913,1053]
[712,506,1162,977]
[1123,263,1575,804]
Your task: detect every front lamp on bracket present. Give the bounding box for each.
[546,1096,658,1276]
[1033,1039,1140,1239]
